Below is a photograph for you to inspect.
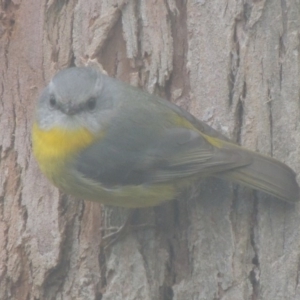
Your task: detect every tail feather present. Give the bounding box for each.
[219,147,299,203]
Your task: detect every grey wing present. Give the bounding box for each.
[141,128,252,182]
[155,96,233,142]
[75,127,252,186]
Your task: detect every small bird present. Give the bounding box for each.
[32,67,300,207]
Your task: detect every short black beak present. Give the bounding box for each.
[62,103,80,115]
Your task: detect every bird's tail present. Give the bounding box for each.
[218,146,299,203]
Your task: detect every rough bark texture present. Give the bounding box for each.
[1,0,300,299]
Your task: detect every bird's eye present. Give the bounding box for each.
[86,97,96,110]
[49,96,57,108]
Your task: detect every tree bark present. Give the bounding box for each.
[1,0,300,299]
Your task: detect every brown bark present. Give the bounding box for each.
[1,0,300,299]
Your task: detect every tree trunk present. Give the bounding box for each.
[1,0,300,299]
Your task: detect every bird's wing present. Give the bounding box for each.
[75,127,252,186]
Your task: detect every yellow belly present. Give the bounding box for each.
[32,122,179,207]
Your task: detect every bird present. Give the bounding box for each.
[32,67,300,207]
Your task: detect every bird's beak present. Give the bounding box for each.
[62,102,81,115]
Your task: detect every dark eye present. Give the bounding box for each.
[49,96,56,108]
[86,97,96,110]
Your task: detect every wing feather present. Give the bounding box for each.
[75,127,252,186]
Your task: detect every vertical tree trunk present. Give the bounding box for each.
[1,0,300,299]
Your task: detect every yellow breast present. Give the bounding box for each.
[32,122,96,178]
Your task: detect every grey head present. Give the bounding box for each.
[35,67,115,133]
[51,67,101,112]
